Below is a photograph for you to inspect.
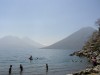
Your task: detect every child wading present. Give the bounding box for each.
[20,64,23,72]
[46,64,48,72]
[9,65,12,74]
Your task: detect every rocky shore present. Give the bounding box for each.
[68,30,100,75]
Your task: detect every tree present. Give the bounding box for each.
[95,19,100,32]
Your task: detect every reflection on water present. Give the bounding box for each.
[0,49,91,75]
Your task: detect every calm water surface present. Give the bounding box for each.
[0,49,91,75]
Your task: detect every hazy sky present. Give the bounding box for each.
[0,0,100,45]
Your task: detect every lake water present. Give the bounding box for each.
[0,49,91,75]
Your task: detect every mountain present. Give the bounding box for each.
[0,36,44,50]
[43,27,96,50]
[22,37,45,48]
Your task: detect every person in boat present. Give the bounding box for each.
[9,65,12,74]
[29,55,33,60]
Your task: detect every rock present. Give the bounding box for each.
[93,51,99,56]
[84,68,93,74]
[73,72,79,75]
[66,74,73,75]
[69,53,75,56]
[70,31,100,75]
[92,65,100,73]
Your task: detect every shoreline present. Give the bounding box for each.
[66,31,100,75]
[67,50,100,75]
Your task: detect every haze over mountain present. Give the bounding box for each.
[43,27,96,50]
[0,36,44,50]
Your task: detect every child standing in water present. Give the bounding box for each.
[9,65,12,74]
[46,64,48,72]
[20,64,23,72]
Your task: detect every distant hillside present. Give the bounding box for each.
[0,36,44,50]
[43,27,96,50]
[22,37,45,48]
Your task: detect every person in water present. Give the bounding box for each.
[29,55,33,60]
[20,64,23,72]
[9,65,12,74]
[91,56,97,67]
[46,64,48,72]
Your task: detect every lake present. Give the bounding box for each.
[0,49,91,75]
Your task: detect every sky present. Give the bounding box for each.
[0,0,100,46]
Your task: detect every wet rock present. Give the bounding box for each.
[73,72,79,75]
[69,53,75,56]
